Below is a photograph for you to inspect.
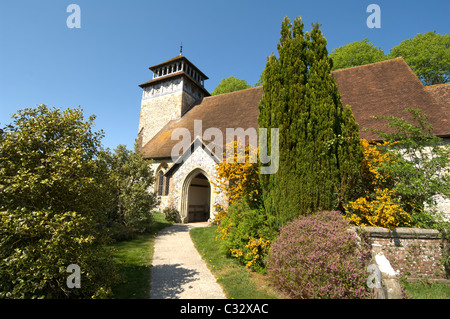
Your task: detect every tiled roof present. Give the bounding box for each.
[425,83,450,108]
[332,58,450,140]
[140,87,262,159]
[140,58,450,159]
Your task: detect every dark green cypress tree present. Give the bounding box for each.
[258,17,363,225]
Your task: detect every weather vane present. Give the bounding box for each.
[180,42,183,56]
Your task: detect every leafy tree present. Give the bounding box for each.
[106,143,158,234]
[0,105,118,298]
[389,31,450,85]
[370,108,450,227]
[211,76,251,96]
[330,38,388,71]
[0,105,110,216]
[258,17,363,226]
[254,73,264,87]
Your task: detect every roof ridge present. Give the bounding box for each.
[425,83,450,89]
[204,86,262,100]
[331,57,404,74]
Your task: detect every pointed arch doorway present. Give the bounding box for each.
[180,168,211,223]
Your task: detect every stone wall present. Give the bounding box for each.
[138,77,198,147]
[139,89,184,146]
[170,143,226,222]
[358,226,448,280]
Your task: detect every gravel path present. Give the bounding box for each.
[150,223,226,299]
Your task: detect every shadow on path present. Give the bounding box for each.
[150,263,199,299]
[155,223,193,236]
[150,222,225,299]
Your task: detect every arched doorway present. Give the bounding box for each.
[180,169,211,223]
[187,172,211,222]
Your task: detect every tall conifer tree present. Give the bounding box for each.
[258,17,363,225]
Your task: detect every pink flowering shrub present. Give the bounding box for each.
[266,211,373,299]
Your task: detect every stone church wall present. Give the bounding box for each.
[171,145,226,222]
[139,90,184,146]
[139,77,198,147]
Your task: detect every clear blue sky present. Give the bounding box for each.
[1,0,449,150]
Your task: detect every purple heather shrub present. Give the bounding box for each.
[266,211,373,299]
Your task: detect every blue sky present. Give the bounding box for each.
[0,0,449,150]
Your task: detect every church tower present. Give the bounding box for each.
[138,55,210,147]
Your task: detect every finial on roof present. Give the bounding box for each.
[180,41,183,56]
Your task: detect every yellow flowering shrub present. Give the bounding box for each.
[214,199,276,273]
[210,140,261,207]
[344,139,414,229]
[360,138,394,192]
[215,218,233,241]
[211,140,272,272]
[228,235,271,269]
[244,236,271,269]
[344,188,412,229]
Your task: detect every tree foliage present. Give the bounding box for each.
[258,17,363,225]
[389,31,450,85]
[0,105,118,298]
[0,105,110,216]
[330,38,388,71]
[106,144,158,235]
[370,108,450,227]
[211,76,251,96]
[0,209,117,298]
[330,32,449,85]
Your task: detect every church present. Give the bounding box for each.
[136,54,450,223]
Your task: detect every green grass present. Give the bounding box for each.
[110,212,172,299]
[402,279,450,299]
[190,225,284,299]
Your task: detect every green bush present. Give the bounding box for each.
[163,207,181,223]
[0,105,118,298]
[0,209,118,298]
[216,200,277,273]
[370,108,450,228]
[106,144,159,234]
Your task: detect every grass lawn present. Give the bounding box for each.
[402,280,450,299]
[190,225,285,299]
[110,212,172,299]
